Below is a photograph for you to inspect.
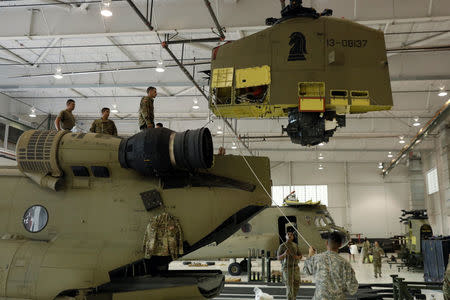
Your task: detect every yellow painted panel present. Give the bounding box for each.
[299,98,325,112]
[411,236,417,245]
[330,99,348,106]
[211,104,296,118]
[235,65,271,88]
[211,67,234,88]
[351,99,370,106]
[298,82,325,98]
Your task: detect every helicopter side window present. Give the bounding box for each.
[23,205,48,233]
[212,87,232,105]
[71,166,90,177]
[235,85,268,104]
[91,166,110,178]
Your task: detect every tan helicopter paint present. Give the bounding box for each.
[0,131,271,299]
[209,17,392,118]
[184,204,349,261]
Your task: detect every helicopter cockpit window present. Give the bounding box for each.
[314,216,327,228]
[23,205,48,233]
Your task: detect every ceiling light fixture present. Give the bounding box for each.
[155,60,165,73]
[318,153,324,160]
[378,162,383,169]
[399,136,405,144]
[412,116,421,127]
[387,151,393,158]
[100,0,112,17]
[29,107,36,118]
[231,142,237,150]
[216,126,223,135]
[318,164,324,170]
[318,142,325,146]
[192,99,199,110]
[53,66,63,79]
[438,87,447,97]
[111,104,118,113]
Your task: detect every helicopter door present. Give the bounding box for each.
[278,216,298,245]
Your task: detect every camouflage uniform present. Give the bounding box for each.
[304,250,358,300]
[89,119,118,136]
[362,240,371,263]
[57,109,75,130]
[372,245,385,277]
[444,258,450,300]
[142,212,183,260]
[138,96,155,130]
[277,241,302,300]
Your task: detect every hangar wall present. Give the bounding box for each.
[421,127,450,236]
[271,161,411,238]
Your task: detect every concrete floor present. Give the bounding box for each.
[170,253,445,299]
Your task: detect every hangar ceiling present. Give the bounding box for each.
[0,0,449,164]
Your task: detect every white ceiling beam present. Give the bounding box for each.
[0,44,34,66]
[388,31,450,58]
[428,0,433,17]
[107,36,141,66]
[0,14,449,41]
[0,82,208,90]
[33,37,59,67]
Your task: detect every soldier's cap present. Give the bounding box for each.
[286,226,296,234]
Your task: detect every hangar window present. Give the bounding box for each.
[271,185,328,206]
[23,205,48,233]
[426,168,439,195]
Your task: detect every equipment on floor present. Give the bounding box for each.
[398,210,433,268]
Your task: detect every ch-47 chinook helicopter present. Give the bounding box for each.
[0,128,271,300]
[183,202,349,276]
[209,0,393,146]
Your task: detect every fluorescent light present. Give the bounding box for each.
[378,162,383,169]
[111,104,118,113]
[100,0,112,17]
[192,99,199,110]
[387,152,393,158]
[318,142,325,146]
[155,60,165,73]
[318,154,324,160]
[438,91,447,97]
[412,116,420,127]
[29,107,36,118]
[231,142,237,150]
[399,136,405,144]
[318,164,324,170]
[216,130,223,135]
[53,66,63,79]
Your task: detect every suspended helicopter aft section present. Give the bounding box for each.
[209,0,393,146]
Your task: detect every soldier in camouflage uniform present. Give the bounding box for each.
[443,255,450,300]
[304,232,358,300]
[138,86,157,130]
[89,107,118,136]
[362,238,371,264]
[277,227,302,300]
[55,99,76,131]
[372,241,385,278]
